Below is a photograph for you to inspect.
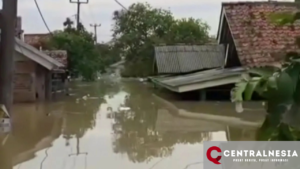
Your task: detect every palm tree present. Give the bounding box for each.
[63,18,74,30]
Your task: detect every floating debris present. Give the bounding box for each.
[235,101,244,113]
[1,134,9,145]
[139,78,146,82]
[107,107,113,111]
[119,107,131,111]
[0,104,11,134]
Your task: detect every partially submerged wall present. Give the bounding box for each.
[13,54,36,102]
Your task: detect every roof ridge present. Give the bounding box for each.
[222,1,297,6]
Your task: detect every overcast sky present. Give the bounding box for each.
[5,0,294,42]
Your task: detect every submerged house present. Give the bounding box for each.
[13,38,65,102]
[151,1,298,98]
[153,93,259,141]
[24,33,69,96]
[0,16,68,102]
[150,44,245,96]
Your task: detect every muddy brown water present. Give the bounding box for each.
[0,78,264,169]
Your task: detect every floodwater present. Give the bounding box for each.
[0,77,265,169]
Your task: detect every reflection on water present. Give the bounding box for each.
[0,78,262,169]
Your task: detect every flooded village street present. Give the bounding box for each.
[0,77,265,169]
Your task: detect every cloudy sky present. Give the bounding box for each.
[11,0,293,42]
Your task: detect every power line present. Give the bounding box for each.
[33,0,52,34]
[114,0,127,10]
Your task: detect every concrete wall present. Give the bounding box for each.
[35,64,46,100]
[11,51,49,103]
[13,59,36,103]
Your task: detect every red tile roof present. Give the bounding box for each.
[43,50,68,66]
[221,1,300,67]
[24,34,68,66]
[24,33,50,49]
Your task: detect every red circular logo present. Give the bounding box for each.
[206,146,222,164]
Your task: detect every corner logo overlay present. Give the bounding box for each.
[204,141,300,169]
[206,146,222,164]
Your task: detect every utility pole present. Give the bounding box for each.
[69,0,89,30]
[0,0,18,114]
[90,23,101,43]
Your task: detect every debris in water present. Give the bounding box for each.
[0,104,11,134]
[119,107,131,111]
[139,78,145,82]
[1,134,9,145]
[235,101,244,113]
[82,94,90,100]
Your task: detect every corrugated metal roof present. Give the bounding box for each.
[154,45,225,74]
[150,67,245,88]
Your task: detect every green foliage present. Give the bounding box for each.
[111,2,210,77]
[164,18,210,44]
[231,55,300,140]
[96,43,121,67]
[47,19,120,81]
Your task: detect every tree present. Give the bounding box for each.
[95,43,121,67]
[231,10,300,141]
[47,20,104,81]
[163,18,210,44]
[112,3,174,77]
[111,2,210,77]
[63,17,74,31]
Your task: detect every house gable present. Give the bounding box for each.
[24,34,68,66]
[15,37,64,70]
[217,6,241,68]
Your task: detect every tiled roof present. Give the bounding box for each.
[24,34,68,66]
[24,33,50,48]
[154,45,225,74]
[222,1,300,67]
[43,50,68,66]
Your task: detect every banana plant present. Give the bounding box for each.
[231,55,300,141]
